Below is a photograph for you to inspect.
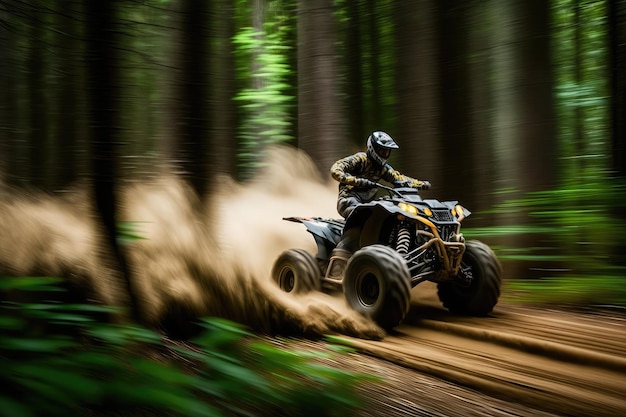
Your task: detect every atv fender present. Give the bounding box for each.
[346,202,412,249]
[283,217,342,261]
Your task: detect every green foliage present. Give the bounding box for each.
[461,1,624,307]
[504,273,626,306]
[0,277,374,417]
[553,0,609,182]
[466,179,626,305]
[234,6,296,179]
[187,319,376,416]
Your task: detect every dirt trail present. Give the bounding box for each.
[331,284,626,416]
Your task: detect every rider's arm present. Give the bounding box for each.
[382,165,429,189]
[330,153,367,186]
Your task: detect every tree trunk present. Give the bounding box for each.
[394,0,441,187]
[609,0,626,177]
[174,0,212,199]
[436,2,474,204]
[212,0,238,178]
[608,0,626,267]
[574,0,585,176]
[489,1,526,280]
[85,0,140,323]
[0,4,16,185]
[53,0,83,189]
[490,1,557,279]
[27,3,47,189]
[517,0,557,192]
[467,1,496,217]
[297,0,343,177]
[490,1,520,197]
[345,0,364,146]
[367,0,381,127]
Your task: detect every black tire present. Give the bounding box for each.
[271,249,321,294]
[438,240,502,316]
[343,244,411,330]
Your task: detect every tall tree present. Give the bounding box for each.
[85,0,141,323]
[366,0,381,128]
[283,0,300,147]
[53,0,83,188]
[436,1,475,205]
[173,0,213,199]
[490,1,557,279]
[0,1,31,186]
[27,1,48,188]
[344,0,365,145]
[213,0,238,177]
[609,0,626,177]
[490,1,557,197]
[608,0,626,267]
[297,0,343,176]
[489,1,529,279]
[394,0,441,188]
[517,0,557,192]
[467,1,496,215]
[573,0,586,174]
[0,2,15,185]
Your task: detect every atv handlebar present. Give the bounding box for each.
[373,183,404,197]
[357,179,429,196]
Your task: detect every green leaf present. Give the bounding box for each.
[16,363,102,403]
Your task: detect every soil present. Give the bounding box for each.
[275,283,626,417]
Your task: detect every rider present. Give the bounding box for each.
[329,131,430,254]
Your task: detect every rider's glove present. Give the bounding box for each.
[357,178,377,189]
[420,180,431,190]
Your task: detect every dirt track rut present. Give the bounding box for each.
[336,288,626,416]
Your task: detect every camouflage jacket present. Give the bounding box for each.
[330,152,426,201]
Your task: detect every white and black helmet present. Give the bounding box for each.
[366,131,398,165]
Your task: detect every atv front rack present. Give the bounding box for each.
[404,237,466,286]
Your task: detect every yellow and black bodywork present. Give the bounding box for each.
[342,186,471,286]
[278,184,502,329]
[284,186,472,288]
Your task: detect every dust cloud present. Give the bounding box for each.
[0,146,384,340]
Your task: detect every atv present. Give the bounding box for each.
[271,183,502,330]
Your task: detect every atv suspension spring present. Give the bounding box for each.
[396,227,411,255]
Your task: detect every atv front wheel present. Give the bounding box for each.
[271,249,321,294]
[438,240,502,316]
[343,244,411,330]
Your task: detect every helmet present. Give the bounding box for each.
[366,131,398,165]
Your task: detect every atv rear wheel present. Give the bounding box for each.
[343,244,411,330]
[272,249,321,294]
[438,240,502,316]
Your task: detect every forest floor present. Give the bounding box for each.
[272,282,626,417]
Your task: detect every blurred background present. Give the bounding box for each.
[0,0,625,305]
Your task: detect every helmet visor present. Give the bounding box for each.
[377,148,391,159]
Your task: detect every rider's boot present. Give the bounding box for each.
[325,247,351,281]
[325,227,358,281]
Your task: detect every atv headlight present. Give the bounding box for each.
[422,207,432,217]
[398,202,418,216]
[453,204,466,221]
